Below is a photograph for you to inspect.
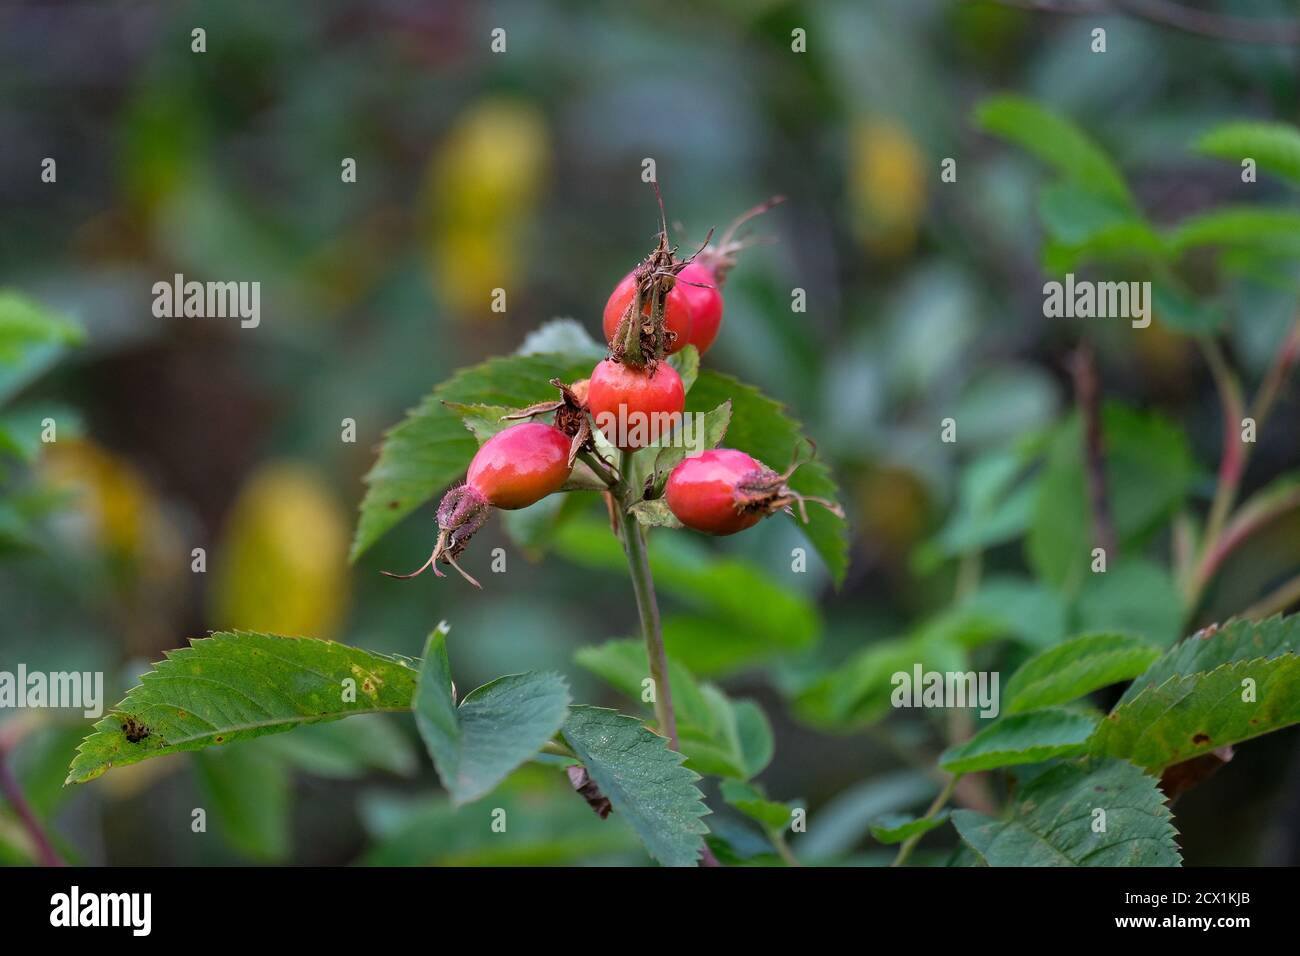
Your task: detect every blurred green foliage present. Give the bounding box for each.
[4,0,1300,866]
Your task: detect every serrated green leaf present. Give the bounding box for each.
[939,709,1098,774]
[975,95,1133,206]
[1091,654,1300,771]
[66,632,420,784]
[560,705,709,867]
[686,369,848,585]
[575,638,772,779]
[351,352,595,562]
[720,779,794,832]
[1195,121,1300,187]
[415,628,571,805]
[1004,633,1160,714]
[1120,613,1300,707]
[869,810,950,845]
[952,759,1181,866]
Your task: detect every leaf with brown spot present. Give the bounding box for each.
[67,631,420,784]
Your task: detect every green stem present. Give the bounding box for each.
[1187,318,1300,616]
[619,450,678,750]
[771,830,801,867]
[891,774,960,868]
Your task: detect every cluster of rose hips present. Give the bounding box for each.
[387,197,841,588]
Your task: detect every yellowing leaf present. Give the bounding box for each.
[422,99,551,317]
[211,461,350,639]
[849,118,927,258]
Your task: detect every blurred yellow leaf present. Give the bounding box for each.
[422,99,551,318]
[210,462,350,640]
[42,439,158,561]
[849,117,928,258]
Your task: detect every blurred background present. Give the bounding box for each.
[2,0,1300,865]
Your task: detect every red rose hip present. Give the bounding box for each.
[586,359,685,452]
[602,268,694,355]
[665,449,765,535]
[675,262,723,355]
[384,422,572,587]
[665,444,844,536]
[467,421,572,509]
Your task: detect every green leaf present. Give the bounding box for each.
[869,810,950,846]
[667,344,700,394]
[575,638,773,779]
[0,405,81,464]
[192,742,291,862]
[686,369,848,585]
[1041,222,1168,275]
[720,780,794,832]
[952,759,1181,866]
[1195,121,1300,187]
[1027,405,1195,592]
[795,609,1005,730]
[926,449,1038,559]
[939,709,1098,774]
[515,318,606,358]
[792,770,936,861]
[957,576,1068,650]
[1151,278,1225,333]
[1120,613,1300,707]
[1075,558,1185,648]
[414,628,570,805]
[360,767,639,866]
[645,399,732,498]
[440,402,515,443]
[351,352,595,562]
[1091,654,1300,771]
[1038,182,1141,246]
[1166,206,1300,256]
[552,519,821,675]
[974,95,1133,206]
[560,705,710,867]
[1004,633,1160,714]
[0,292,83,405]
[66,632,420,784]
[259,714,417,779]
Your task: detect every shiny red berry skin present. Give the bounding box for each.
[675,262,724,355]
[602,269,694,354]
[665,448,765,535]
[466,422,572,509]
[586,359,685,452]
